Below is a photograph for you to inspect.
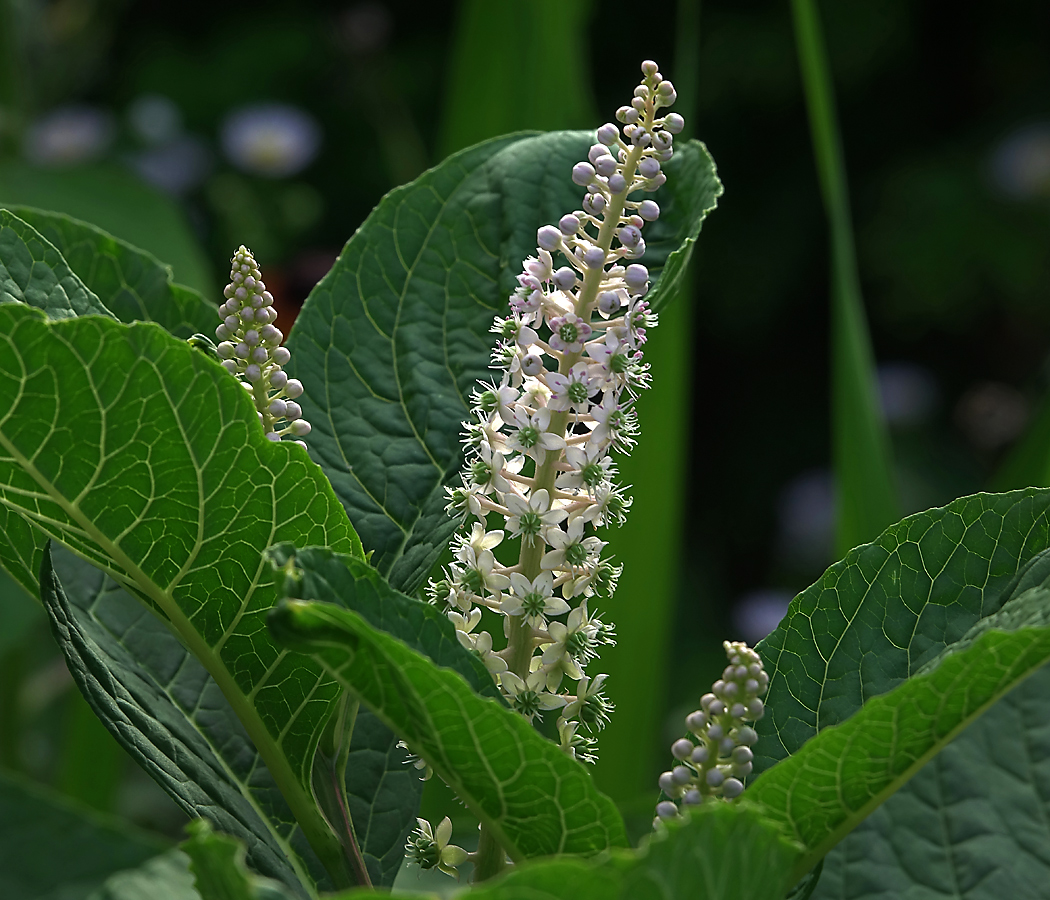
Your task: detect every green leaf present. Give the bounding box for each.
[750,549,1050,881]
[812,666,1050,899]
[0,766,167,900]
[0,160,214,295]
[0,303,368,889]
[41,543,321,895]
[0,209,113,319]
[333,803,799,900]
[7,206,220,338]
[791,0,899,554]
[755,488,1050,772]
[87,851,198,900]
[754,489,1050,895]
[182,820,296,900]
[268,598,629,861]
[285,131,720,594]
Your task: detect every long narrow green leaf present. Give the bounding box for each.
[439,0,596,158]
[750,549,1050,881]
[8,206,220,337]
[791,0,898,554]
[268,598,629,861]
[285,131,719,596]
[0,303,367,890]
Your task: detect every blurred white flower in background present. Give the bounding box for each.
[128,94,182,145]
[776,468,835,569]
[954,381,1029,450]
[24,105,114,166]
[130,135,212,195]
[341,2,393,55]
[989,123,1050,199]
[732,589,792,644]
[877,361,939,428]
[220,104,321,178]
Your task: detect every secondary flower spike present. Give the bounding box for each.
[655,641,768,823]
[428,59,680,766]
[214,246,311,446]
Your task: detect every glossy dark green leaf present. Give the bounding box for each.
[9,206,219,338]
[0,303,366,889]
[285,131,720,594]
[750,554,1050,881]
[0,767,166,900]
[0,510,43,604]
[268,598,629,861]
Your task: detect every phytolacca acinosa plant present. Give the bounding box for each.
[655,641,768,824]
[214,245,312,446]
[426,59,683,765]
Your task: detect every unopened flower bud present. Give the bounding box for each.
[671,738,694,760]
[624,264,649,289]
[597,123,619,145]
[537,225,562,251]
[598,291,620,316]
[572,162,596,186]
[553,267,577,289]
[286,378,304,398]
[273,347,291,365]
[595,155,617,177]
[608,173,627,194]
[639,200,660,221]
[639,157,661,179]
[655,801,678,820]
[722,777,744,799]
[559,214,580,235]
[664,113,684,134]
[583,247,606,269]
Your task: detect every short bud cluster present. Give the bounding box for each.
[430,61,681,766]
[214,245,311,446]
[655,642,767,823]
[404,817,468,879]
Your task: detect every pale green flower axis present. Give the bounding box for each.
[214,245,311,445]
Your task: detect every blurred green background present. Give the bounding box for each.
[3,0,1050,854]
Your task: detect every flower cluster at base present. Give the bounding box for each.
[426,60,682,774]
[655,641,768,824]
[213,245,311,446]
[405,817,468,879]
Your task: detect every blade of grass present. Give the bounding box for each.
[439,0,596,158]
[791,0,899,555]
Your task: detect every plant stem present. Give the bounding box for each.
[790,0,899,555]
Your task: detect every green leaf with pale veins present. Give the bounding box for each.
[749,546,1050,882]
[0,209,113,319]
[267,597,629,861]
[0,767,167,900]
[8,206,220,338]
[285,131,720,594]
[0,302,369,890]
[753,489,1050,897]
[42,543,322,895]
[0,504,45,599]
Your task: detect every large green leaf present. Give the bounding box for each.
[285,131,720,594]
[0,209,114,319]
[8,206,219,338]
[333,802,799,900]
[812,666,1050,899]
[268,598,629,861]
[42,543,321,895]
[754,489,1050,896]
[0,767,167,900]
[0,160,214,295]
[88,851,198,900]
[0,303,367,889]
[750,550,1050,882]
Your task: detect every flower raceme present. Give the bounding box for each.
[213,246,311,446]
[427,59,682,767]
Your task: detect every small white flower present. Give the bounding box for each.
[548,312,593,354]
[588,393,628,449]
[501,571,569,628]
[504,488,566,545]
[556,444,615,494]
[499,669,567,721]
[506,407,566,464]
[547,362,600,413]
[562,673,614,732]
[542,517,606,573]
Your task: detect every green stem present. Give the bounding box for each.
[790,0,898,555]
